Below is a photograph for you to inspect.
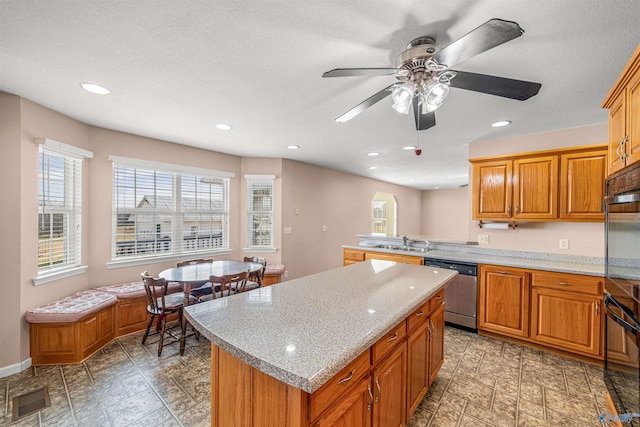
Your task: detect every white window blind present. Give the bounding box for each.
[37,142,90,276]
[246,175,274,249]
[111,157,231,262]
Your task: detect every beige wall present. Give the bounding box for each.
[421,188,470,241]
[280,159,423,279]
[0,94,23,371]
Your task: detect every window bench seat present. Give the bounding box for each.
[26,281,182,365]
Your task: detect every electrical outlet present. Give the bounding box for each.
[284,270,289,278]
[322,225,327,232]
[478,234,490,244]
[283,227,292,235]
[559,238,569,250]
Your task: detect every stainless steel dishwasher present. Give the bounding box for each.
[424,258,477,331]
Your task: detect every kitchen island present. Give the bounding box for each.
[184,260,457,426]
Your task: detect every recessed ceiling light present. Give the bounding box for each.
[79,82,111,95]
[215,123,233,130]
[287,145,300,150]
[491,120,511,128]
[402,145,417,150]
[434,186,440,189]
[369,166,378,170]
[368,152,379,156]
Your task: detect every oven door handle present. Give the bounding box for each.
[604,191,640,205]
[604,292,640,333]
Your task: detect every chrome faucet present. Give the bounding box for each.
[402,235,409,247]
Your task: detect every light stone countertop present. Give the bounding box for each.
[343,244,605,277]
[184,260,457,393]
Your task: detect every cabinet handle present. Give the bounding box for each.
[621,136,629,161]
[515,205,520,215]
[496,271,510,275]
[596,300,599,316]
[375,377,381,403]
[337,369,356,385]
[427,321,433,339]
[507,204,511,216]
[435,294,442,300]
[387,332,399,342]
[416,310,424,317]
[367,383,373,411]
[554,281,573,287]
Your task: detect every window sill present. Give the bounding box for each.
[243,247,278,254]
[33,265,88,286]
[106,249,233,269]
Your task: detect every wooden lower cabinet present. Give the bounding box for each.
[530,288,602,357]
[343,248,423,266]
[478,265,530,338]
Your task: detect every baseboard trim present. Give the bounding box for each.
[0,357,32,378]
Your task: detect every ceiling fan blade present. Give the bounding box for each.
[433,18,524,68]
[412,97,436,131]
[335,83,398,123]
[448,70,541,100]
[323,68,400,78]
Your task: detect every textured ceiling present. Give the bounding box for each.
[1,1,639,189]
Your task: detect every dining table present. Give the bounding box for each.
[159,259,264,353]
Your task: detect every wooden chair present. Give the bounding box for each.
[141,271,197,356]
[177,258,214,299]
[199,271,250,301]
[244,256,267,290]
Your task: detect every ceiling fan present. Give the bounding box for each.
[322,18,542,131]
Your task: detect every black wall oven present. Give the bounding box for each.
[604,163,640,424]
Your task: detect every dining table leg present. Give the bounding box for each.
[180,282,191,356]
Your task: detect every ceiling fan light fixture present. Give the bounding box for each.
[391,84,414,115]
[421,82,449,113]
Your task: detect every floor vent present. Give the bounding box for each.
[12,386,50,421]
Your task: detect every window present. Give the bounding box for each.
[245,175,275,251]
[110,156,233,266]
[371,192,397,235]
[35,139,92,285]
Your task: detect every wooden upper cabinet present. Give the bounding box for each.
[470,145,606,222]
[472,159,512,219]
[603,44,640,175]
[560,149,607,220]
[513,155,558,220]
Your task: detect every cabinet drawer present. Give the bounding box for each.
[309,349,371,421]
[531,271,602,295]
[344,249,365,261]
[407,301,429,332]
[372,321,407,363]
[429,288,445,312]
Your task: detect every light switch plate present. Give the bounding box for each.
[478,234,489,244]
[283,227,292,235]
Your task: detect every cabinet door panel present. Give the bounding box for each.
[406,322,428,417]
[513,156,558,219]
[428,304,445,385]
[560,150,607,221]
[530,288,601,357]
[628,69,640,166]
[313,377,372,427]
[472,160,512,219]
[372,343,406,427]
[608,93,627,174]
[478,266,529,338]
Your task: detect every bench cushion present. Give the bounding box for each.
[95,281,182,299]
[26,290,117,323]
[265,264,285,275]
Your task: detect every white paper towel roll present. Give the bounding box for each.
[481,222,509,230]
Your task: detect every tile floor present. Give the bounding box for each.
[0,327,608,426]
